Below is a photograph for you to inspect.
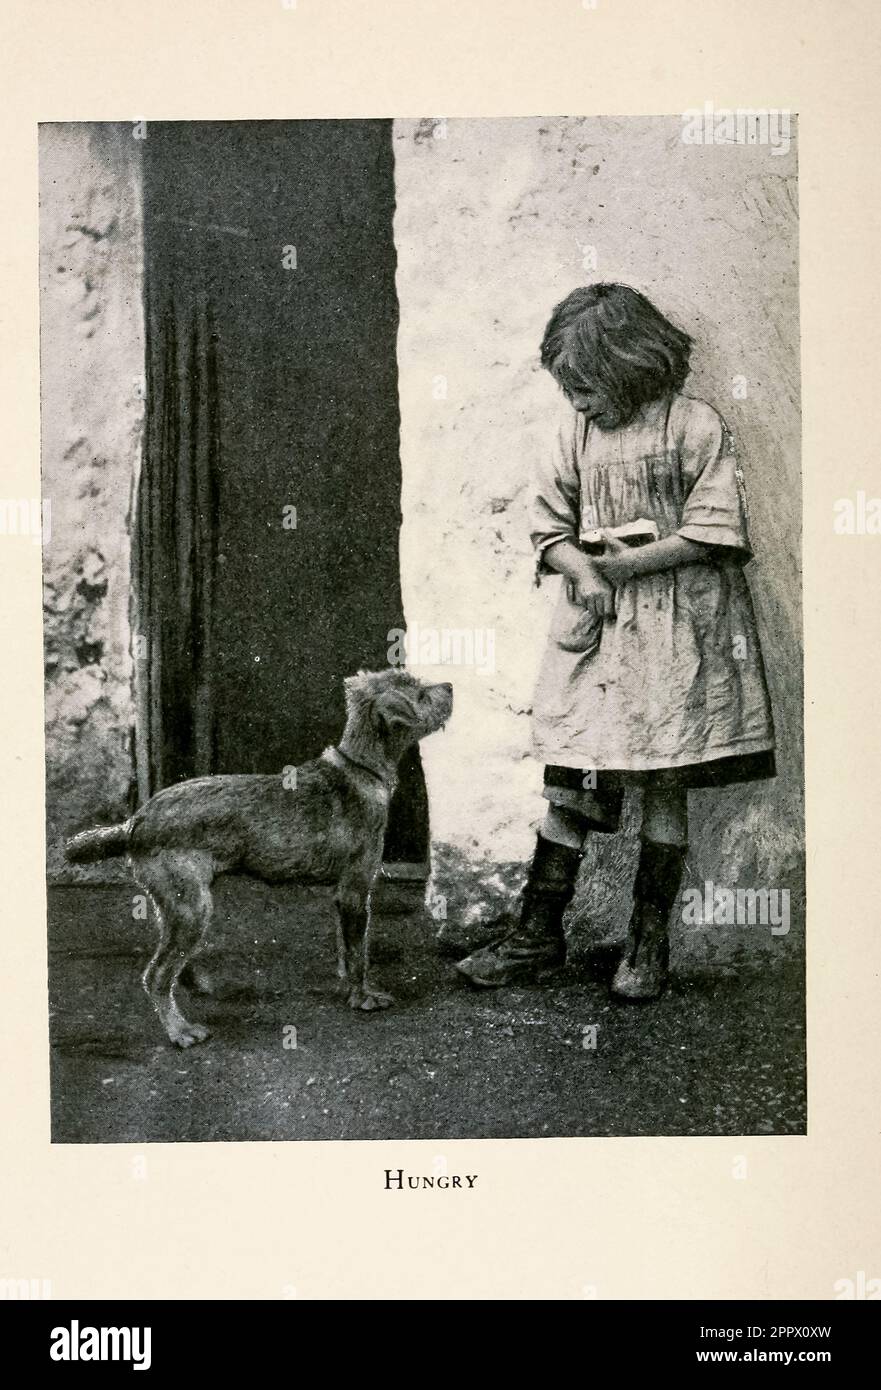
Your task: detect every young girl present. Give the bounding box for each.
[457,283,776,1000]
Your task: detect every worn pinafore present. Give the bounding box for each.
[529,392,775,826]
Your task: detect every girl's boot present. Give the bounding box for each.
[611,839,686,1001]
[456,834,582,988]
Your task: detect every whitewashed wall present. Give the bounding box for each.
[393,116,802,954]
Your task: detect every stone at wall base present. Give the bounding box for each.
[429,842,528,956]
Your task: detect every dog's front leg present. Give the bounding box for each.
[335,873,393,1012]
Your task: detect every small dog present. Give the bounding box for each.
[65,669,453,1047]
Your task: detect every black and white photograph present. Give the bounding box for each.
[41,113,803,1144]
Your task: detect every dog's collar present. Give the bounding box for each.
[331,745,395,790]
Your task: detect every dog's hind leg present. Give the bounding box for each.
[135,850,217,1047]
[335,866,393,1012]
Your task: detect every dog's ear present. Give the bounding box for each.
[343,671,373,710]
[369,689,419,736]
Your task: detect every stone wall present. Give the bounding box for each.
[40,124,144,878]
[393,116,802,960]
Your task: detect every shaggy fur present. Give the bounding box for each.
[66,669,453,1047]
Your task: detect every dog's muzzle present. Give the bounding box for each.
[428,681,453,732]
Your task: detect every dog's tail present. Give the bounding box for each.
[64,822,130,864]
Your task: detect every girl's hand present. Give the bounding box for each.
[595,531,712,582]
[571,562,615,619]
[593,532,635,586]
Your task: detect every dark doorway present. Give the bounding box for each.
[135,120,428,866]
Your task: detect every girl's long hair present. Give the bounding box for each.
[540,283,693,429]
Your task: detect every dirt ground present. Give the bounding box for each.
[48,882,806,1143]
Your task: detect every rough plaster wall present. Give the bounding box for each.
[394,116,803,961]
[40,124,143,878]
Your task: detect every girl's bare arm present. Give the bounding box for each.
[541,538,595,583]
[593,533,712,585]
[542,538,615,618]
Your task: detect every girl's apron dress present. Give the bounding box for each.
[530,392,776,831]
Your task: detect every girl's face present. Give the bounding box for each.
[557,377,612,421]
[564,386,604,414]
[551,356,611,419]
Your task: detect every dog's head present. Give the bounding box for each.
[343,668,453,760]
